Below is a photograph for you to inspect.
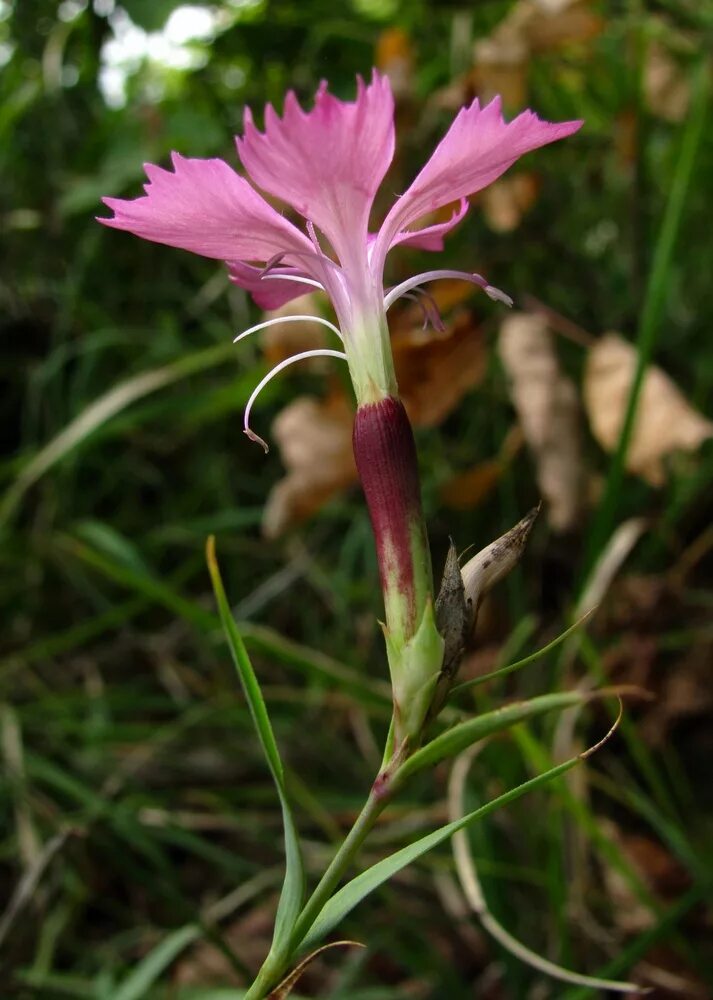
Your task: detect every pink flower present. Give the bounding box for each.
[100,71,581,447]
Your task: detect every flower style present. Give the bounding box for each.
[100,71,581,744]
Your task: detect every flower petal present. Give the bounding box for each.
[100,152,312,263]
[228,261,318,309]
[389,198,469,252]
[374,98,582,269]
[237,71,395,268]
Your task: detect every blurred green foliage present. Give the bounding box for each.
[1,1,712,997]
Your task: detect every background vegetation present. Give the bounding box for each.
[2,0,712,997]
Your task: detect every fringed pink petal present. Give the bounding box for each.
[228,260,318,309]
[237,71,395,270]
[373,98,582,271]
[99,153,313,264]
[389,198,469,252]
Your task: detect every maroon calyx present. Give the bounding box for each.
[352,396,430,640]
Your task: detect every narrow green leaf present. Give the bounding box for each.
[113,925,200,1000]
[562,887,705,1000]
[394,691,585,788]
[48,534,391,710]
[301,756,579,950]
[206,537,304,949]
[450,611,596,696]
[0,342,233,526]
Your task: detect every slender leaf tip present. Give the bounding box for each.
[580,697,623,759]
[205,533,217,575]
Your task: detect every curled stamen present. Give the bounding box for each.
[260,252,286,276]
[416,287,446,333]
[271,246,348,311]
[400,291,428,328]
[383,269,513,311]
[280,248,344,279]
[286,236,351,320]
[234,314,343,345]
[257,246,344,292]
[400,290,446,333]
[258,254,325,292]
[243,348,348,453]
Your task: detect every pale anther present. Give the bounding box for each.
[383,270,511,312]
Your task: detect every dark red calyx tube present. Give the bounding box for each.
[352,395,432,643]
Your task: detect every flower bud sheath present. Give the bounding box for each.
[352,396,432,644]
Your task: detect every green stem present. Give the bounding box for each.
[245,776,395,999]
[243,953,285,1000]
[289,787,388,948]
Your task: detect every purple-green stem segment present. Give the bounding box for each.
[352,396,432,643]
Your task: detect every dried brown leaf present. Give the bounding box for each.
[262,392,356,539]
[396,310,488,427]
[481,173,539,233]
[376,27,414,99]
[583,334,713,486]
[644,41,691,123]
[498,313,586,532]
[473,27,529,108]
[264,307,488,535]
[268,941,365,999]
[527,0,603,51]
[441,426,523,512]
[600,819,691,935]
[440,459,504,511]
[262,293,328,366]
[473,0,601,106]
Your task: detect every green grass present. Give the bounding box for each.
[2,1,712,997]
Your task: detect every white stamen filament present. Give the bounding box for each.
[234,314,343,345]
[260,274,325,291]
[264,245,350,319]
[383,270,513,311]
[243,348,348,453]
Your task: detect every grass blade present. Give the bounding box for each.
[0,342,233,526]
[49,533,391,710]
[449,746,641,994]
[394,691,586,788]
[301,755,579,950]
[112,925,200,1000]
[582,58,710,572]
[450,610,596,696]
[206,537,304,949]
